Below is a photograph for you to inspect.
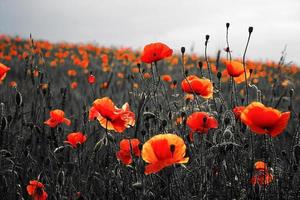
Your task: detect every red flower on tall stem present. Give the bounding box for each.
[44,109,71,128]
[89,97,135,133]
[141,42,173,63]
[65,132,87,148]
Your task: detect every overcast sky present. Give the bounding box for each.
[1,0,300,64]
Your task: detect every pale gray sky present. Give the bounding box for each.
[1,0,300,64]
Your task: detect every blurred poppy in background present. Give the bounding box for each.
[0,62,10,81]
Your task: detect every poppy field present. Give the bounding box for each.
[1,24,300,200]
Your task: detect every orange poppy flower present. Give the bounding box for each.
[27,180,48,200]
[181,75,213,99]
[254,161,268,172]
[186,112,218,141]
[65,132,87,148]
[0,62,10,81]
[141,42,173,63]
[116,138,141,165]
[241,102,290,137]
[9,81,17,87]
[67,69,77,77]
[70,81,78,89]
[233,106,245,120]
[161,74,172,82]
[224,60,245,77]
[224,60,250,84]
[89,97,135,133]
[141,133,189,174]
[44,109,71,128]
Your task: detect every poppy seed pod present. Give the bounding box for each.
[217,71,222,80]
[248,27,253,33]
[205,35,210,41]
[226,23,230,28]
[198,61,203,69]
[181,47,186,54]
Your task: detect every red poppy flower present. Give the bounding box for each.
[116,138,141,165]
[0,62,10,81]
[254,161,268,172]
[233,106,245,120]
[88,74,96,84]
[89,97,135,133]
[27,180,48,200]
[141,42,173,63]
[141,133,189,174]
[181,75,213,99]
[240,102,290,137]
[44,109,71,128]
[186,112,218,141]
[65,132,87,148]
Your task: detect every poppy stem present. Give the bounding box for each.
[242,27,253,105]
[204,35,213,82]
[225,23,232,61]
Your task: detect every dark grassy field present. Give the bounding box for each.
[1,31,300,200]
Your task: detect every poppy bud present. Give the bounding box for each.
[141,129,146,136]
[289,89,294,97]
[170,144,175,153]
[281,150,287,156]
[248,27,253,33]
[172,80,177,85]
[249,68,253,75]
[224,118,231,125]
[88,74,96,84]
[181,112,186,118]
[185,70,189,76]
[0,117,7,131]
[161,119,167,127]
[198,61,203,69]
[168,111,172,120]
[138,143,143,150]
[15,91,23,107]
[205,35,210,41]
[181,47,186,55]
[226,23,230,28]
[203,116,207,123]
[217,71,222,80]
